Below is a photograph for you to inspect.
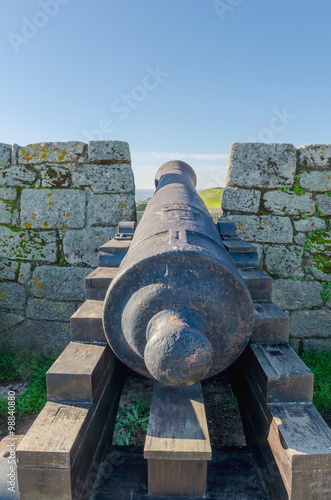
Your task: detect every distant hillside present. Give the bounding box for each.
[198,187,224,209]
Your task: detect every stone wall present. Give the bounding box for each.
[222,143,331,351]
[0,141,135,354]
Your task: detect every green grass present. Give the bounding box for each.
[198,187,224,209]
[0,349,56,436]
[299,349,331,419]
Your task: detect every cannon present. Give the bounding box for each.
[103,160,254,386]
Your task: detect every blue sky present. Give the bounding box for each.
[0,0,330,188]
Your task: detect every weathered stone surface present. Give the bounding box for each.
[18,142,87,164]
[225,143,296,188]
[2,319,70,354]
[221,215,293,243]
[0,260,18,280]
[0,143,12,166]
[263,191,315,215]
[72,163,134,193]
[309,262,331,282]
[0,226,57,262]
[272,280,323,310]
[221,188,260,213]
[87,141,130,164]
[265,245,303,277]
[293,217,326,232]
[18,262,32,284]
[290,309,331,338]
[0,282,26,310]
[0,311,24,333]
[30,266,92,300]
[63,227,116,267]
[294,232,305,245]
[0,200,19,225]
[299,171,331,191]
[0,165,37,186]
[27,299,77,321]
[297,144,331,170]
[21,189,86,229]
[302,338,331,351]
[315,194,331,215]
[41,165,70,188]
[0,187,17,200]
[87,194,136,227]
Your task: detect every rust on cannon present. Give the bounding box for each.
[103,160,254,386]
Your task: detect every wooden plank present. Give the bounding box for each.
[144,382,212,461]
[85,267,118,300]
[252,301,289,342]
[16,402,91,469]
[238,267,272,301]
[148,459,207,496]
[46,342,116,402]
[242,343,313,403]
[70,299,106,344]
[98,238,131,267]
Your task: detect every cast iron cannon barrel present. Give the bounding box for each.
[103,161,254,387]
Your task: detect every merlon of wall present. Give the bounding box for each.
[222,142,331,351]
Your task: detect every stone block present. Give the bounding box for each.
[297,144,331,170]
[0,143,12,166]
[87,194,136,227]
[0,187,17,200]
[63,227,116,267]
[87,141,130,164]
[0,199,19,225]
[0,226,57,262]
[302,338,331,351]
[272,280,323,310]
[18,142,87,164]
[294,232,305,245]
[293,216,326,232]
[225,143,296,188]
[315,194,331,215]
[40,165,70,188]
[221,215,293,243]
[263,191,315,215]
[27,299,77,321]
[18,262,32,284]
[0,165,37,186]
[290,309,331,338]
[0,260,18,280]
[30,266,91,300]
[3,319,70,354]
[72,163,134,193]
[0,282,26,310]
[21,189,86,229]
[265,245,303,277]
[221,188,260,213]
[299,171,331,191]
[0,310,24,333]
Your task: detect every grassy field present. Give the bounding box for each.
[198,187,224,209]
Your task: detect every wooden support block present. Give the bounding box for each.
[46,342,116,403]
[231,344,331,500]
[222,237,258,267]
[252,301,289,342]
[85,267,118,300]
[238,267,273,301]
[70,300,106,344]
[144,382,211,497]
[17,356,128,499]
[241,343,313,404]
[98,238,131,267]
